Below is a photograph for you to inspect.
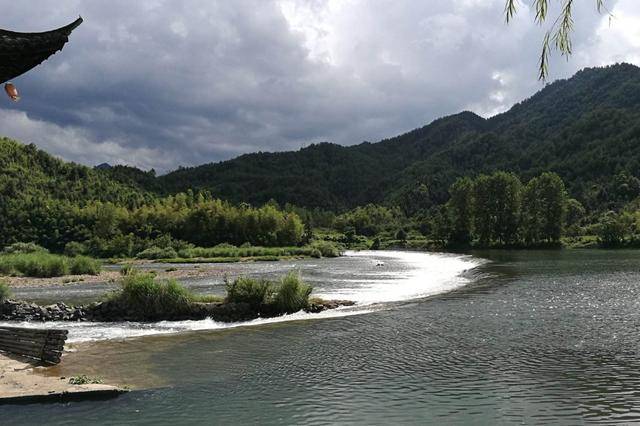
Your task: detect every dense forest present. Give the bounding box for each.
[101,63,640,215]
[2,64,640,256]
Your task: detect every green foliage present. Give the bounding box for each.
[224,272,313,314]
[0,252,101,277]
[447,177,474,244]
[137,246,179,260]
[69,256,102,275]
[595,211,635,247]
[2,242,48,255]
[225,276,271,309]
[520,172,567,244]
[64,241,88,257]
[120,263,134,276]
[504,0,608,80]
[310,241,342,258]
[0,281,12,302]
[0,253,68,277]
[271,272,313,314]
[111,272,193,317]
[395,229,408,241]
[474,172,523,245]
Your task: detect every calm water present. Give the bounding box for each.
[3,250,640,425]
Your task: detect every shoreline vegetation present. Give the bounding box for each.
[0,270,355,323]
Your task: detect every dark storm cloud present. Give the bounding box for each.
[0,0,630,171]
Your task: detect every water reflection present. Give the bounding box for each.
[3,250,640,425]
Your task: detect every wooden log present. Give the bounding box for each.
[0,326,68,364]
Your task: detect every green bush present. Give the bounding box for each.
[0,281,12,302]
[111,272,193,317]
[0,253,69,277]
[64,241,88,257]
[0,253,101,278]
[270,272,313,313]
[311,241,341,258]
[70,256,101,275]
[120,263,134,276]
[137,246,179,260]
[225,276,271,309]
[2,242,48,255]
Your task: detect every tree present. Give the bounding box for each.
[447,177,474,245]
[504,0,610,80]
[521,172,567,244]
[596,210,633,246]
[565,198,585,236]
[474,172,523,245]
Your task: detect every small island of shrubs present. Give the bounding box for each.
[0,269,354,323]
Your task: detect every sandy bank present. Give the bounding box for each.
[1,263,226,289]
[0,352,126,403]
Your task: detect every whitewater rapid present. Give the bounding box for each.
[2,251,483,343]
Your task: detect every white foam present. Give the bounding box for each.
[315,250,481,305]
[0,251,481,342]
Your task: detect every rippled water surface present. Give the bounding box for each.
[3,250,640,425]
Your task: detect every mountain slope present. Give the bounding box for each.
[137,63,640,211]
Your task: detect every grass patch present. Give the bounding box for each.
[191,294,224,303]
[271,272,313,314]
[225,276,271,309]
[70,256,102,275]
[0,253,101,278]
[0,281,11,302]
[109,272,193,317]
[225,271,313,314]
[105,268,313,319]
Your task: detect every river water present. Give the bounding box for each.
[2,249,640,425]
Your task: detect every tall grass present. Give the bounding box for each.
[271,272,313,314]
[110,272,193,317]
[174,242,342,260]
[0,280,12,302]
[225,276,271,309]
[0,253,101,278]
[225,271,313,314]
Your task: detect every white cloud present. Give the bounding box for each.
[0,0,635,172]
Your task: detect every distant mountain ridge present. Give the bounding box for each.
[111,63,637,211]
[5,63,640,213]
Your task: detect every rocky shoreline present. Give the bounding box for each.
[0,298,356,323]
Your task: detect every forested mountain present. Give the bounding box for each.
[99,63,639,212]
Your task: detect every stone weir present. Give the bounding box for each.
[0,299,356,323]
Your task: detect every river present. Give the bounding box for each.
[2,249,640,424]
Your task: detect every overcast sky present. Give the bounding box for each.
[0,0,638,172]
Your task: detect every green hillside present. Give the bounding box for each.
[119,63,640,213]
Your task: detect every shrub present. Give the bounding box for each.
[0,253,69,277]
[70,256,101,275]
[311,241,341,258]
[0,281,12,302]
[120,263,134,276]
[225,276,271,309]
[137,246,179,260]
[112,273,193,317]
[310,248,322,258]
[64,241,88,257]
[2,242,48,255]
[270,272,313,313]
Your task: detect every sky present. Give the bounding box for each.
[0,0,638,172]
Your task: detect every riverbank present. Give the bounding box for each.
[1,263,227,289]
[0,352,126,403]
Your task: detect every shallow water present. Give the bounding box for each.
[3,249,640,425]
